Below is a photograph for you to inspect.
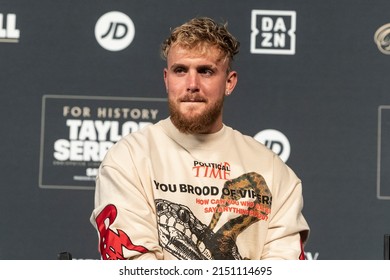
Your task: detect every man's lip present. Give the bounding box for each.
[182,99,204,102]
[180,96,206,102]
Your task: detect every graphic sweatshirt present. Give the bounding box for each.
[90,117,310,260]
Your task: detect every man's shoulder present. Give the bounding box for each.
[228,126,267,147]
[225,126,280,160]
[121,118,166,140]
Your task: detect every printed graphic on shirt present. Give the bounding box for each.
[95,204,149,260]
[192,161,231,180]
[155,172,271,259]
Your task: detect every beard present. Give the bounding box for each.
[169,95,224,134]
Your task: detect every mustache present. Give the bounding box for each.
[179,95,207,102]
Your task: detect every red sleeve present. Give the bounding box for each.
[299,238,305,260]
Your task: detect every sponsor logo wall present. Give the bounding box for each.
[39,95,167,190]
[0,1,389,260]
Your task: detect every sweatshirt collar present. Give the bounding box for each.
[159,117,227,150]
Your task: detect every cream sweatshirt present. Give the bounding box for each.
[90,117,309,260]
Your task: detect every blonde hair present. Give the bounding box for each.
[161,17,240,68]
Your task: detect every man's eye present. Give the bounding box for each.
[174,67,186,73]
[199,68,213,75]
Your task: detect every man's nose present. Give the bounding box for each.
[187,71,200,93]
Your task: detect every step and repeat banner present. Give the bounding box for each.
[1,0,390,260]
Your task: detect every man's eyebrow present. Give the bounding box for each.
[169,63,217,71]
[170,63,187,70]
[197,64,215,69]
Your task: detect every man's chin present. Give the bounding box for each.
[170,113,205,134]
[180,103,206,113]
[176,115,200,126]
[169,100,222,134]
[177,108,204,120]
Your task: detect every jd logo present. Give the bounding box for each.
[0,13,20,43]
[102,22,128,40]
[250,10,296,55]
[254,129,291,162]
[95,11,135,51]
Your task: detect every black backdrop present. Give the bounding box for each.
[1,0,390,260]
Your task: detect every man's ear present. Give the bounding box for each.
[226,70,238,94]
[163,68,168,93]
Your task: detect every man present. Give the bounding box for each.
[90,17,309,260]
